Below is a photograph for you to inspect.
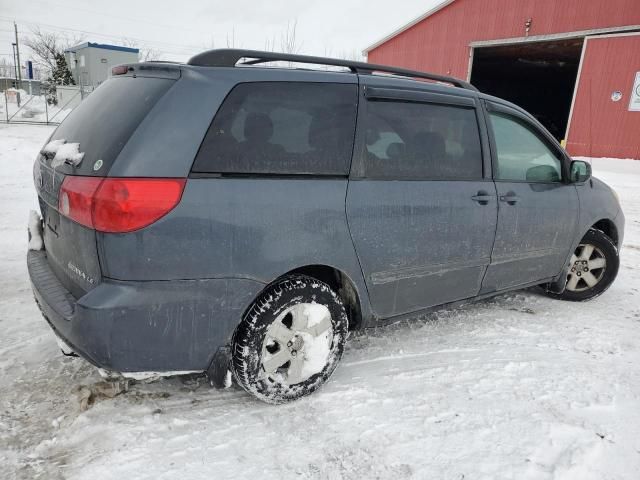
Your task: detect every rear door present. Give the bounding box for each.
[346,79,497,319]
[481,101,579,292]
[35,74,176,297]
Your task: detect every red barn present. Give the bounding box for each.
[364,0,640,159]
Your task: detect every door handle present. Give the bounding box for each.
[499,192,519,205]
[471,190,494,205]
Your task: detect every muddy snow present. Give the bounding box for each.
[1,123,639,479]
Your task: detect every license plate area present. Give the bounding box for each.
[36,157,64,207]
[44,207,61,241]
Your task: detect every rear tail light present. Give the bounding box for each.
[59,176,102,228]
[59,177,186,233]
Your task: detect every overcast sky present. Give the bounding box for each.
[0,0,442,65]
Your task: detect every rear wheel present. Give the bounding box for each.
[546,228,619,301]
[231,275,348,404]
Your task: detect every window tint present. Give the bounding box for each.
[193,82,358,175]
[489,112,562,182]
[47,76,174,176]
[361,100,482,179]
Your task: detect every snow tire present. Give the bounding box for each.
[545,228,619,302]
[231,275,348,404]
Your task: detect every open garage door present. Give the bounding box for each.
[565,33,640,159]
[470,39,583,141]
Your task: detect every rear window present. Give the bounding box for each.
[192,82,358,175]
[48,76,174,175]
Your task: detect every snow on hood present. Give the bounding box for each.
[43,139,85,168]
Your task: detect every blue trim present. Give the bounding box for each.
[65,42,139,54]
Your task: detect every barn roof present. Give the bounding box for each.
[363,0,456,54]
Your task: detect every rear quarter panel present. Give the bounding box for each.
[98,178,373,322]
[108,68,239,177]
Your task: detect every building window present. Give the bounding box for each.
[80,55,85,67]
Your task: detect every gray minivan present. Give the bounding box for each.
[28,50,624,403]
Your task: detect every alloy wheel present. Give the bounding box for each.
[261,303,334,385]
[566,243,607,292]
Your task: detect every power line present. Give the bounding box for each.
[0,16,205,56]
[26,0,216,38]
[0,15,198,49]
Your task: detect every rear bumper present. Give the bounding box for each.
[28,250,264,373]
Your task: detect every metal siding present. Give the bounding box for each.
[566,34,640,158]
[368,0,640,79]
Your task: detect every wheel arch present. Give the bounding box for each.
[590,219,619,248]
[280,264,364,331]
[550,216,621,294]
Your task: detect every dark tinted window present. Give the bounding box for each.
[48,76,174,175]
[489,112,562,182]
[192,82,358,175]
[361,100,482,179]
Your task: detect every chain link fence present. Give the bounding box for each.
[0,81,90,126]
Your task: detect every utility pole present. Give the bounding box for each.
[11,43,18,81]
[11,43,20,107]
[14,22,22,91]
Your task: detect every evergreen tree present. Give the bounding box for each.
[52,53,75,86]
[43,76,57,105]
[45,53,75,105]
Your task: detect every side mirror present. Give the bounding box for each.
[570,160,591,183]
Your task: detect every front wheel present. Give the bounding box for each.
[231,275,348,404]
[545,228,619,302]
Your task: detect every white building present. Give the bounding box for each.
[64,42,139,89]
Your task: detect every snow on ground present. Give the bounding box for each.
[1,123,640,480]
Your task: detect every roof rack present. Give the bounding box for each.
[187,49,477,91]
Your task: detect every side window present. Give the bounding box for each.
[362,100,483,179]
[489,112,562,182]
[192,82,358,175]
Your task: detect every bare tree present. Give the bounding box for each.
[280,20,302,54]
[22,28,85,73]
[22,28,82,103]
[121,38,162,62]
[203,37,216,51]
[0,58,15,78]
[261,20,302,67]
[338,48,365,62]
[264,34,277,52]
[139,47,162,62]
[226,28,237,48]
[323,45,364,62]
